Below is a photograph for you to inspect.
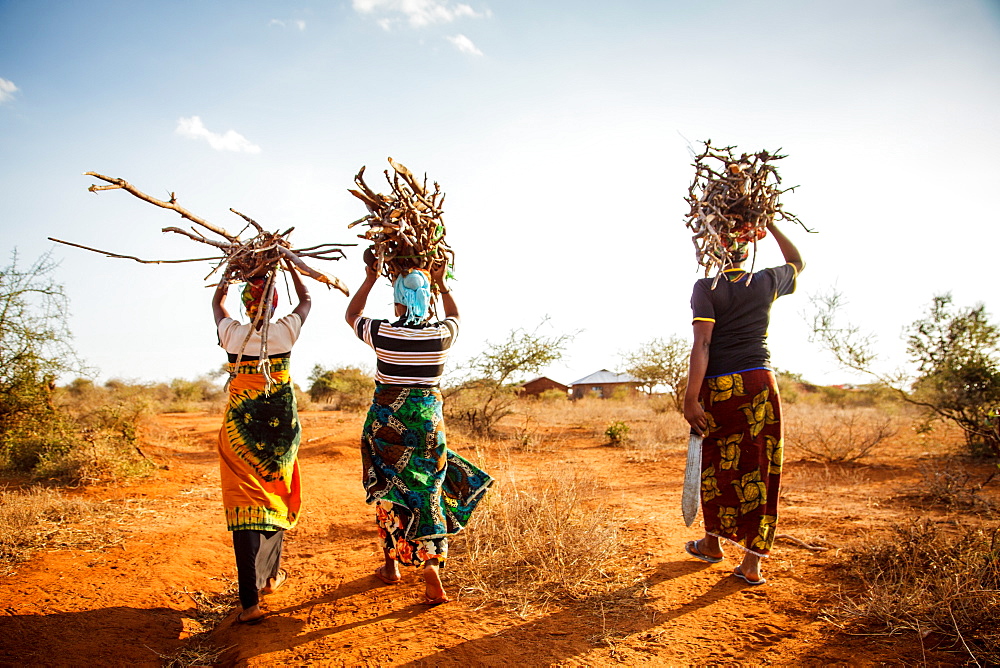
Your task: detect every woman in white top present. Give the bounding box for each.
[211,254,310,625]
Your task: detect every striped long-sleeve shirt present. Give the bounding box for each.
[353,316,459,386]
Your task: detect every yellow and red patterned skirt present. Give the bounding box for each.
[218,357,301,531]
[698,368,783,557]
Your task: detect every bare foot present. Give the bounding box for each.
[261,569,287,595]
[422,560,450,605]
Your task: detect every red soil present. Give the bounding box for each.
[0,410,986,666]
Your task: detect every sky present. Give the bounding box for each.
[2,0,999,389]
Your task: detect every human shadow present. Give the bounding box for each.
[208,575,425,665]
[0,605,187,667]
[396,559,747,667]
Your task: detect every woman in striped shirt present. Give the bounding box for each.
[346,258,493,606]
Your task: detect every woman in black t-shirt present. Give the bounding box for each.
[682,223,804,586]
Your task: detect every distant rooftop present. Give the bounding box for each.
[568,369,640,386]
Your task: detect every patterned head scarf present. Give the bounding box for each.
[393,268,432,325]
[727,239,749,264]
[242,277,278,321]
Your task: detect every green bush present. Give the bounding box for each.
[605,420,630,445]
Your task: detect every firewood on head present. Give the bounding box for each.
[684,141,813,285]
[53,172,355,296]
[348,157,455,317]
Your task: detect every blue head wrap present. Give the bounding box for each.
[393,269,432,325]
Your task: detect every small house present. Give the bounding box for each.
[519,376,569,397]
[568,369,641,400]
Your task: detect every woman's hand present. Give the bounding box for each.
[429,261,448,288]
[363,247,378,278]
[684,397,707,436]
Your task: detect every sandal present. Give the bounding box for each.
[732,567,766,586]
[374,565,401,585]
[685,540,724,564]
[235,611,266,625]
[421,594,451,606]
[261,569,287,595]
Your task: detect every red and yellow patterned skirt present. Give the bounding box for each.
[698,368,783,557]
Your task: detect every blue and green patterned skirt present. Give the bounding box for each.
[361,383,493,567]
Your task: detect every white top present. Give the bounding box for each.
[218,314,302,356]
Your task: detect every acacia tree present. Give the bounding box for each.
[0,251,79,443]
[446,322,573,433]
[811,290,1000,457]
[620,336,689,411]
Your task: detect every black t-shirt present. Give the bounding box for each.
[690,264,797,377]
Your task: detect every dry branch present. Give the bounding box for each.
[684,140,814,284]
[54,172,355,296]
[348,157,454,286]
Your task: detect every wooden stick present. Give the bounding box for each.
[48,238,223,264]
[85,172,237,242]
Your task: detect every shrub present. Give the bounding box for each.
[605,421,630,446]
[537,388,568,402]
[834,521,1000,664]
[784,405,897,463]
[308,365,373,411]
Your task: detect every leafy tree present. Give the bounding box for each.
[906,295,1000,456]
[308,365,373,411]
[811,290,1000,457]
[447,323,573,433]
[0,251,79,442]
[619,336,689,411]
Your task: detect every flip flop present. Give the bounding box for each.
[732,567,767,586]
[235,611,266,625]
[421,594,451,606]
[260,569,287,595]
[685,540,724,564]
[374,565,402,585]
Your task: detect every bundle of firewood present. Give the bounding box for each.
[347,157,453,285]
[51,172,352,295]
[685,140,808,280]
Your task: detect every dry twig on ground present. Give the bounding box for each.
[348,157,454,286]
[685,140,813,283]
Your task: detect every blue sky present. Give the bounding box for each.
[2,0,999,387]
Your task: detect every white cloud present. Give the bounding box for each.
[353,0,487,29]
[0,78,18,104]
[268,18,306,30]
[446,34,483,56]
[175,116,261,154]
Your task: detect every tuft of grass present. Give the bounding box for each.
[154,640,234,668]
[450,466,643,618]
[832,521,1000,664]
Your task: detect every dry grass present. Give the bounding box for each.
[0,486,123,571]
[512,396,688,462]
[785,404,900,463]
[832,521,1000,664]
[155,581,240,667]
[450,464,644,619]
[154,639,234,668]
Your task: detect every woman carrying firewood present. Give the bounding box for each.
[682,223,804,586]
[212,248,310,625]
[345,253,493,606]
